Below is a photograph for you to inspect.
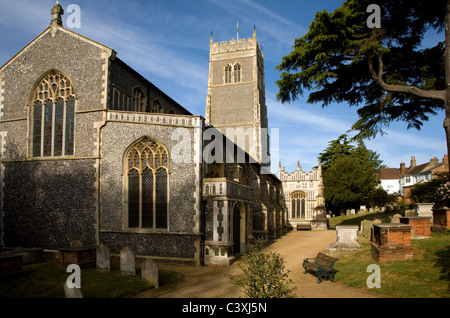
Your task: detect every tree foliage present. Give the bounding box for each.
[319,136,381,213]
[276,0,446,142]
[228,242,294,298]
[410,172,450,207]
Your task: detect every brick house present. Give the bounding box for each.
[378,155,449,203]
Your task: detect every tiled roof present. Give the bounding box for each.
[378,168,400,180]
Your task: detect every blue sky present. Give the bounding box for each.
[0,0,446,174]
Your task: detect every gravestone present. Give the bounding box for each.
[96,244,110,271]
[361,219,382,239]
[327,225,361,256]
[415,203,434,223]
[432,207,450,229]
[371,223,413,262]
[400,216,431,239]
[141,258,159,288]
[390,214,402,223]
[120,247,136,275]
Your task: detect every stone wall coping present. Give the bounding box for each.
[374,223,411,229]
[58,247,96,252]
[400,216,432,220]
[335,225,359,229]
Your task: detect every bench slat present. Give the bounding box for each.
[302,252,338,284]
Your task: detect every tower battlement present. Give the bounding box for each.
[210,28,263,57]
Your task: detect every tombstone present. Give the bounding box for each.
[361,219,382,239]
[371,223,413,262]
[432,207,450,229]
[415,203,434,223]
[327,225,361,256]
[400,217,432,239]
[390,214,402,223]
[64,282,83,298]
[351,209,356,215]
[120,247,136,275]
[141,258,159,288]
[360,205,366,212]
[96,244,110,271]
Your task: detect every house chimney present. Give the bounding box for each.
[400,161,406,175]
[430,157,439,166]
[410,156,416,169]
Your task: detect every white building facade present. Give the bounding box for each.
[278,161,326,230]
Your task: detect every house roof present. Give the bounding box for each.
[406,162,430,176]
[378,168,400,180]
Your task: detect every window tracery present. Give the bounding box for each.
[126,137,168,229]
[290,191,306,219]
[32,70,75,157]
[224,63,242,84]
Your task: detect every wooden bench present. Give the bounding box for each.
[302,252,338,283]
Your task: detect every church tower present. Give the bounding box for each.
[206,26,269,167]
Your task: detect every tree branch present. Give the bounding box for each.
[368,55,446,101]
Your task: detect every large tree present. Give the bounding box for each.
[276,0,448,161]
[318,136,381,213]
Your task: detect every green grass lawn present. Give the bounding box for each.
[0,260,184,298]
[331,211,450,298]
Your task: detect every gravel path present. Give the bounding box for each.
[133,229,382,298]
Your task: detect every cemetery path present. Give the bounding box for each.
[132,229,382,298]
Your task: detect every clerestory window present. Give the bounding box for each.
[31,70,75,157]
[126,137,168,229]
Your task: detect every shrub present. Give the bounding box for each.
[410,172,450,207]
[228,242,294,298]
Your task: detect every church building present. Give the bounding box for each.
[0,3,290,266]
[278,161,327,230]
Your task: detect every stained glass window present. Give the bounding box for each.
[290,191,306,219]
[126,138,169,229]
[32,71,75,157]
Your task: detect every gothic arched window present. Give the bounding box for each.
[126,137,169,229]
[151,99,164,113]
[290,191,306,219]
[32,70,75,157]
[224,64,232,84]
[133,87,147,112]
[234,63,241,83]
